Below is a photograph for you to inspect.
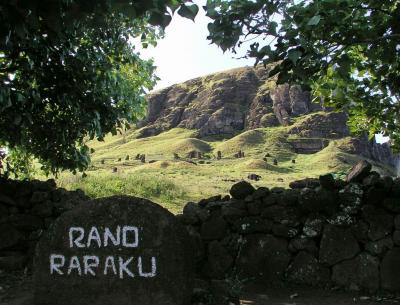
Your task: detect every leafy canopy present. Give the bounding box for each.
[0,0,199,175]
[204,0,400,150]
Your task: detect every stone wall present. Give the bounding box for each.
[179,162,400,294]
[1,162,400,295]
[0,178,89,271]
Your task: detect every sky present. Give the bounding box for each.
[137,0,255,91]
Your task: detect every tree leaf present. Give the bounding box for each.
[177,4,199,21]
[307,15,321,26]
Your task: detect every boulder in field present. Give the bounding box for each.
[34,196,194,305]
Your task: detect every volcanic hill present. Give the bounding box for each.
[68,65,399,211]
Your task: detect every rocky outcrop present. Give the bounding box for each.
[139,65,314,137]
[137,66,400,169]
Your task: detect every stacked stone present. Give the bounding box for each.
[0,178,89,272]
[179,160,400,294]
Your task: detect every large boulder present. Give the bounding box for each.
[319,224,360,266]
[236,234,290,283]
[380,247,400,292]
[286,251,330,286]
[229,181,255,200]
[34,196,194,305]
[202,241,233,279]
[362,205,393,241]
[345,160,372,183]
[332,253,380,293]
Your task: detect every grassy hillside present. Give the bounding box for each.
[51,124,396,214]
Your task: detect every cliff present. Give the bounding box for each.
[138,66,398,168]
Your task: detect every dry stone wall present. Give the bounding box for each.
[1,161,400,297]
[179,161,400,294]
[0,178,89,272]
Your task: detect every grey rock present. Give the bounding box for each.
[393,231,400,246]
[229,181,255,200]
[247,199,263,216]
[382,196,400,213]
[319,174,336,190]
[319,224,360,266]
[365,237,393,256]
[30,191,50,204]
[182,202,209,225]
[34,196,194,305]
[0,194,16,206]
[288,236,318,255]
[287,251,330,286]
[0,224,22,250]
[303,217,325,238]
[234,217,272,234]
[200,214,228,240]
[8,214,43,231]
[362,205,393,241]
[346,160,372,183]
[395,214,400,230]
[381,248,400,292]
[202,241,233,279]
[332,253,380,293]
[252,187,270,200]
[31,200,54,218]
[236,234,290,283]
[0,252,27,271]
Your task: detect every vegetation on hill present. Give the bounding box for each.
[52,125,395,212]
[205,0,400,149]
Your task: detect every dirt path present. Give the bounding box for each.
[240,285,400,305]
[1,274,400,305]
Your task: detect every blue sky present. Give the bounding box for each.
[138,0,254,90]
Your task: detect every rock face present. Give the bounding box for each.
[34,196,193,305]
[139,66,398,167]
[139,65,318,138]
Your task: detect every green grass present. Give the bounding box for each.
[56,171,188,213]
[47,126,396,214]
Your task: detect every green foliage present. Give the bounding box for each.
[0,0,198,174]
[2,147,36,180]
[205,0,400,150]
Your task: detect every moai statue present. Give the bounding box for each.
[112,167,118,173]
[292,159,296,164]
[173,153,180,160]
[135,153,141,160]
[140,154,146,163]
[238,150,242,158]
[273,159,278,166]
[266,153,271,157]
[217,151,222,160]
[263,157,267,162]
[101,159,105,165]
[197,151,202,159]
[125,155,130,161]
[117,157,122,162]
[234,153,239,158]
[241,151,245,158]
